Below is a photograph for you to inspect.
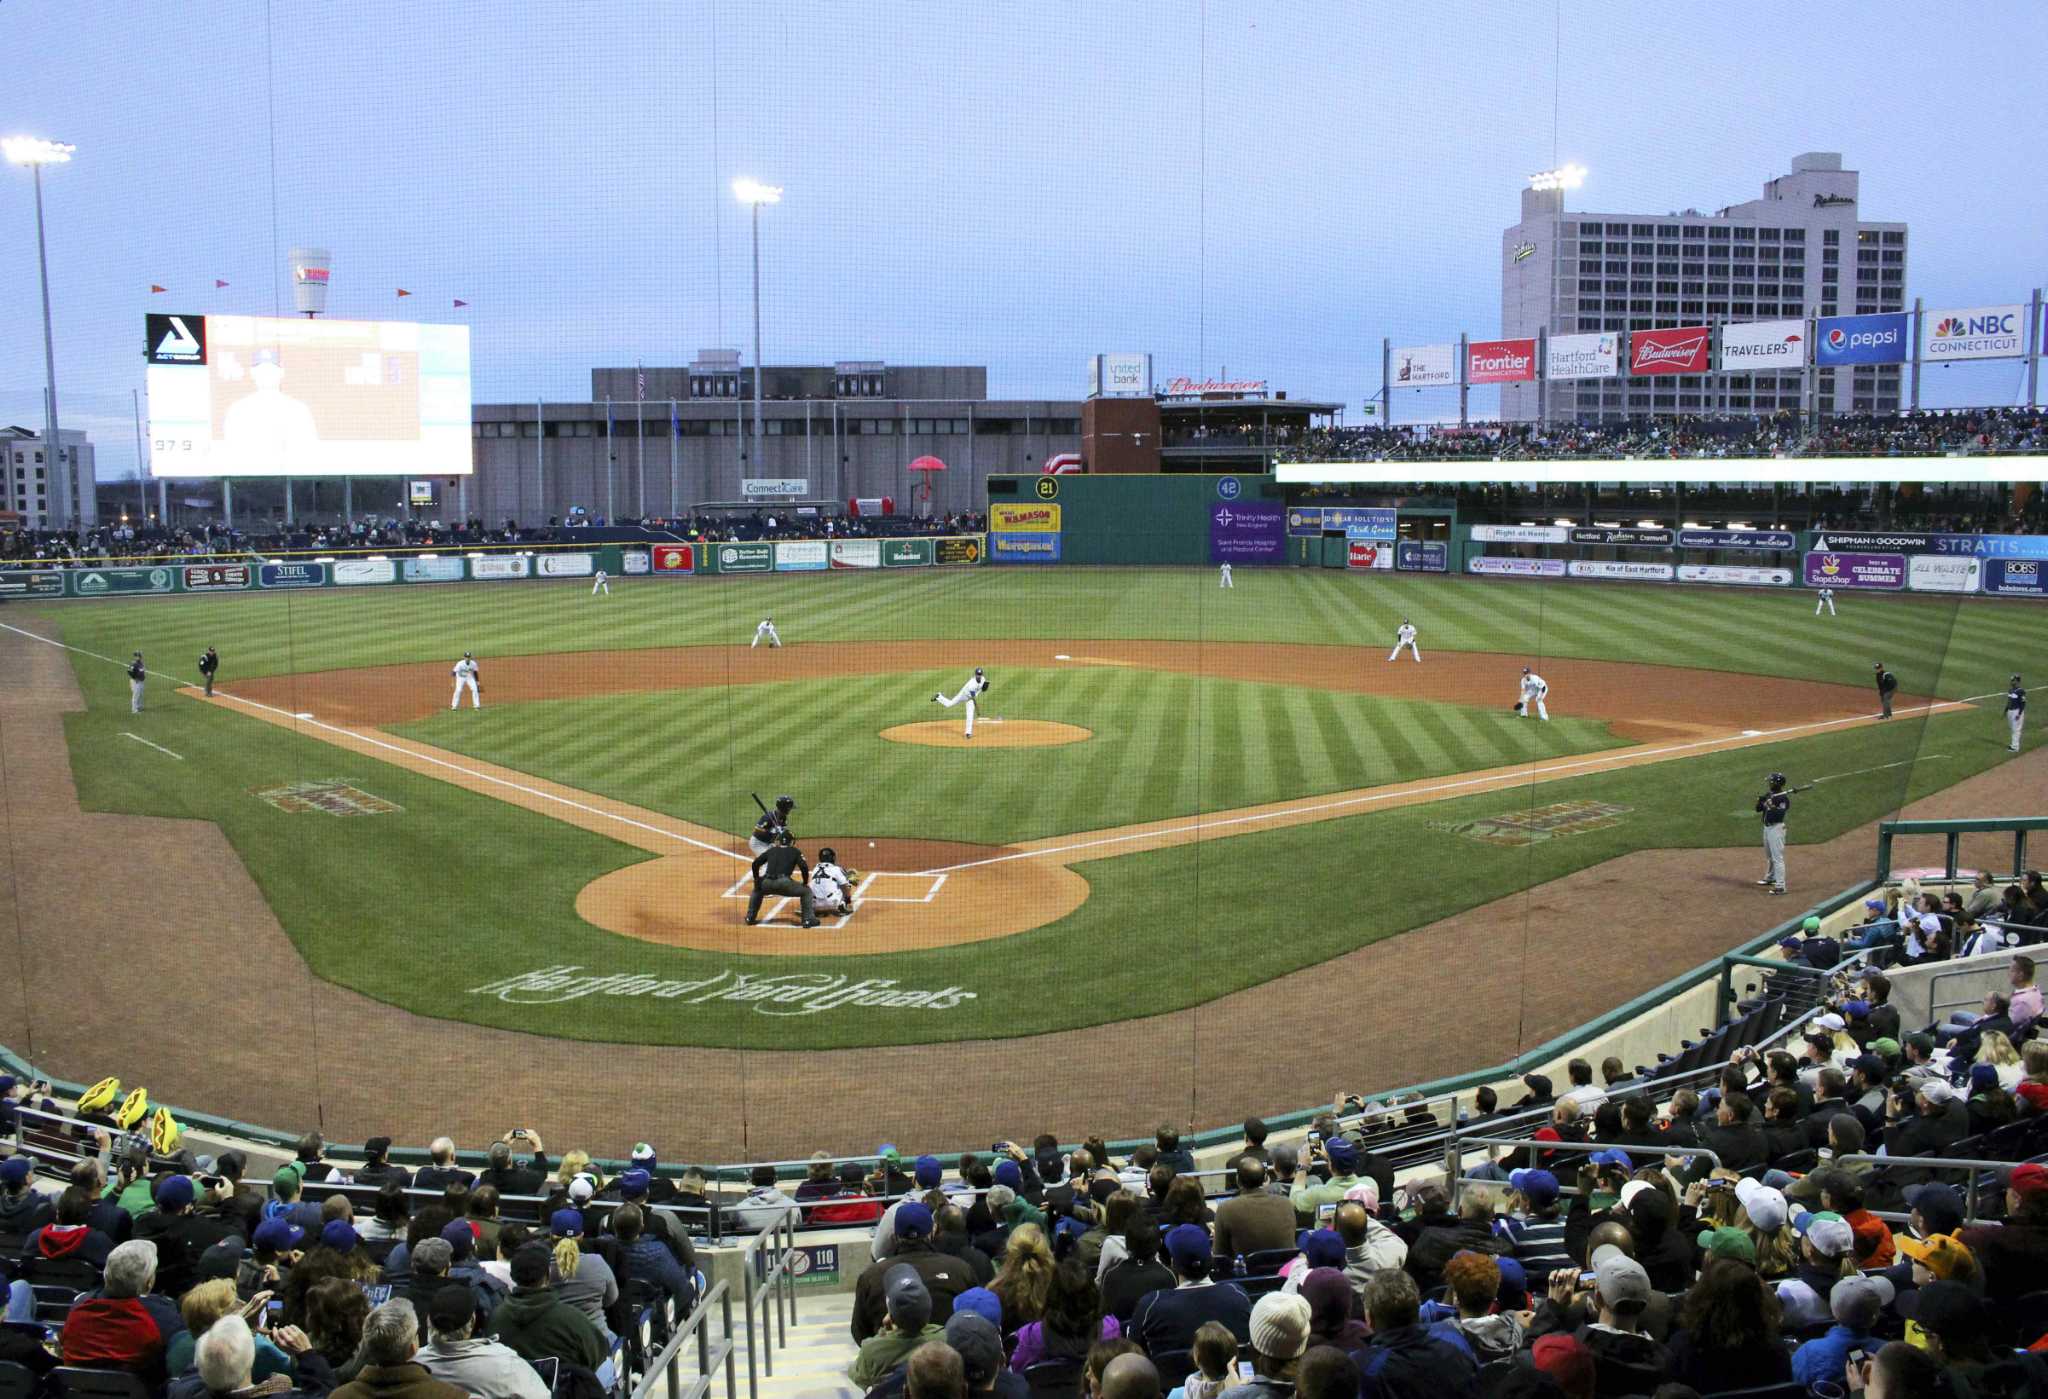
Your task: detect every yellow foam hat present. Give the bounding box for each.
[148,1107,181,1156]
[78,1077,120,1114]
[115,1087,150,1130]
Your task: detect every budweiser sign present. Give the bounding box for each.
[1630,325,1710,376]
[1162,376,1268,396]
[1466,337,1537,384]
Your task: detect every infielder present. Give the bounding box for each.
[809,846,855,916]
[592,569,610,596]
[751,616,781,648]
[1514,666,1550,721]
[450,652,482,709]
[749,795,796,855]
[1755,771,1791,896]
[1815,587,1836,617]
[1388,620,1420,663]
[933,666,990,737]
[2008,675,2028,753]
[1219,562,1233,588]
[127,652,147,714]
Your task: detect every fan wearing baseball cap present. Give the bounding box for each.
[851,1203,970,1343]
[1790,1273,1896,1390]
[1126,1224,1252,1357]
[1956,1163,2048,1302]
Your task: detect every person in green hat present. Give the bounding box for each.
[1695,1226,1756,1266]
[265,1162,321,1233]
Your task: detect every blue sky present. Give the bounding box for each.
[3,1,2045,479]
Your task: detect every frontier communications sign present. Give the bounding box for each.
[1465,338,1537,384]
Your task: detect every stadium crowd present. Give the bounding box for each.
[6,893,2048,1399]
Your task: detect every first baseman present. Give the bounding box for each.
[749,796,796,855]
[1515,667,1550,721]
[127,652,146,713]
[2009,675,2027,753]
[933,666,989,737]
[1815,587,1836,617]
[1388,619,1420,663]
[450,652,482,709]
[1755,771,1791,895]
[752,616,781,648]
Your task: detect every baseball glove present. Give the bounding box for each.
[1513,701,1524,713]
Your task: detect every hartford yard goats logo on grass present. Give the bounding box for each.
[468,966,978,1017]
[1429,800,1633,849]
[252,779,402,816]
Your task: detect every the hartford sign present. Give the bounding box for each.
[470,965,978,1015]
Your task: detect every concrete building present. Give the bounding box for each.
[1,425,95,529]
[1500,152,1907,423]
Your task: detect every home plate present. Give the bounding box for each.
[1054,654,1071,660]
[1741,729,1763,737]
[294,712,315,720]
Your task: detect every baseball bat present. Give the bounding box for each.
[751,792,768,816]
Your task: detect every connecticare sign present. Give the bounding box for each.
[470,966,979,1016]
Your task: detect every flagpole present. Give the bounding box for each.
[669,400,679,519]
[635,362,646,519]
[605,394,615,522]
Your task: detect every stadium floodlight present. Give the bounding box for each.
[731,177,782,206]
[7,135,74,528]
[1528,163,1586,193]
[733,178,782,469]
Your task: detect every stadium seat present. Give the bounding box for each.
[1239,1248,1296,1277]
[21,1257,98,1293]
[1151,1350,1196,1391]
[1699,1385,1807,1399]
[1023,1360,1083,1399]
[30,1287,77,1327]
[0,1362,37,1399]
[48,1370,151,1399]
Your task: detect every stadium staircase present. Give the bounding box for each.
[741,1289,861,1399]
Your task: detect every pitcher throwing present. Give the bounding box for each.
[933,666,990,738]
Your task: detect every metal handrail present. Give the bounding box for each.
[1835,1152,2025,1225]
[628,1279,735,1399]
[1446,1137,1723,1207]
[739,1206,800,1399]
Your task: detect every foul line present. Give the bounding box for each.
[121,732,184,760]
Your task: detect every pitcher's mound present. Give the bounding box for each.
[882,720,1093,749]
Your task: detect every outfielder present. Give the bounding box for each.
[1755,771,1791,895]
[809,847,855,916]
[1388,620,1420,663]
[127,652,146,714]
[2008,675,2028,753]
[450,652,482,709]
[592,569,610,596]
[1514,667,1549,721]
[933,666,989,737]
[1219,562,1233,588]
[1815,587,1836,617]
[751,616,781,648]
[749,795,796,855]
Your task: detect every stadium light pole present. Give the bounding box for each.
[733,178,782,476]
[6,136,75,529]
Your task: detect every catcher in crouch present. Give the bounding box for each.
[809,847,860,916]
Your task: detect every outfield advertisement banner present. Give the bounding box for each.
[1680,529,1797,551]
[1287,507,1326,536]
[1346,539,1393,570]
[1812,530,2048,560]
[1804,551,1905,590]
[1286,506,1396,538]
[1570,526,1673,547]
[69,567,176,597]
[402,557,465,583]
[1569,560,1674,581]
[1629,325,1711,376]
[740,479,808,498]
[332,560,397,586]
[0,569,64,597]
[990,503,1061,532]
[1677,564,1793,586]
[712,542,771,573]
[991,532,1061,562]
[621,550,652,575]
[1395,541,1448,572]
[933,537,983,566]
[1469,556,1566,578]
[652,544,697,573]
[1924,305,2026,361]
[259,561,326,588]
[1546,332,1619,381]
[1907,555,1982,594]
[1471,524,1567,544]
[1465,337,1537,384]
[829,539,881,569]
[774,541,829,572]
[1815,312,1910,366]
[182,563,251,591]
[470,556,530,580]
[1718,319,1806,370]
[537,553,594,577]
[1391,343,1455,387]
[1985,559,2048,597]
[1209,501,1285,563]
[883,540,933,567]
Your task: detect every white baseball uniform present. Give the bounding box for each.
[752,618,781,648]
[1518,671,1550,721]
[935,670,988,736]
[1219,563,1233,588]
[450,657,481,709]
[1388,623,1420,663]
[1815,587,1836,616]
[592,569,610,595]
[810,860,853,915]
[2008,682,2027,753]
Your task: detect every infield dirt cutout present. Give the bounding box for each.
[203,642,1957,955]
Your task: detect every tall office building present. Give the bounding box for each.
[1500,153,1907,423]
[1,426,96,529]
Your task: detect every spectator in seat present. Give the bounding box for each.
[1791,1273,1894,1390]
[26,1183,115,1270]
[875,1156,948,1260]
[1128,1225,1252,1357]
[411,1139,473,1193]
[239,1217,305,1300]
[1288,1139,1363,1226]
[793,1152,839,1203]
[855,1202,972,1342]
[329,1297,467,1399]
[851,1266,945,1389]
[1560,1059,1606,1115]
[940,1312,1025,1399]
[2010,955,2043,1032]
[1665,1256,1792,1393]
[0,1156,50,1236]
[139,1174,236,1299]
[1214,1159,1295,1261]
[416,1283,547,1399]
[543,1214,615,1342]
[1956,1162,2048,1302]
[165,1277,311,1394]
[1012,1259,1120,1369]
[907,1342,968,1399]
[1501,1170,1571,1286]
[934,1204,995,1287]
[1349,1268,1477,1399]
[210,1152,262,1240]
[358,1182,410,1245]
[1155,1127,1196,1177]
[186,1314,326,1399]
[1332,1196,1405,1293]
[488,1243,608,1375]
[607,1204,694,1316]
[1894,1280,1999,1382]
[440,1219,509,1325]
[1772,1211,1857,1331]
[63,1238,188,1386]
[1695,1090,1767,1171]
[1615,1183,1689,1293]
[353,1137,410,1190]
[732,1165,797,1231]
[987,1218,1056,1336]
[1299,1268,1366,1353]
[1546,1250,1668,1397]
[302,1278,370,1383]
[1407,1188,1504,1294]
[1099,1218,1173,1324]
[265,1166,324,1235]
[1238,1119,1272,1167]
[476,1134,546,1197]
[1438,1251,1521,1364]
[389,1236,454,1327]
[1221,1291,1309,1399]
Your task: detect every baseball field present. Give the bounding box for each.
[4,564,2035,1091]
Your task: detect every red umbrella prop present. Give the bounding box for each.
[907,455,947,512]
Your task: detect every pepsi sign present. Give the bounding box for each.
[1814,313,1909,366]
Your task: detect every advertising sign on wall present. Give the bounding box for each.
[1391,343,1456,387]
[829,539,882,569]
[1680,529,1797,551]
[1719,319,1807,370]
[1469,556,1567,578]
[1810,530,1934,553]
[1089,353,1153,398]
[1546,333,1618,381]
[1570,526,1673,547]
[1804,551,1906,590]
[259,561,327,588]
[1629,325,1712,376]
[1815,312,1910,366]
[774,541,829,572]
[1396,540,1448,573]
[1568,560,1675,581]
[990,503,1061,532]
[1676,565,1793,587]
[537,553,594,577]
[1346,539,1394,570]
[182,563,251,591]
[1324,507,1397,540]
[71,567,176,596]
[402,557,465,583]
[883,540,933,567]
[333,559,397,586]
[934,537,982,566]
[652,544,697,573]
[741,479,808,498]
[621,550,652,575]
[1923,305,2026,361]
[1465,337,1538,384]
[0,570,64,597]
[1471,524,1568,544]
[470,556,531,580]
[991,532,1062,562]
[1907,555,1982,594]
[713,542,772,573]
[1984,559,2048,597]
[1208,501,1286,563]
[1286,507,1326,536]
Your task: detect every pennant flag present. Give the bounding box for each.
[150,284,167,294]
[396,288,411,298]
[452,299,468,308]
[671,399,681,438]
[636,366,646,401]
[215,278,230,288]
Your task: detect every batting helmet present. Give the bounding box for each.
[1768,772,1787,790]
[974,667,985,676]
[775,795,794,811]
[2015,675,2024,685]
